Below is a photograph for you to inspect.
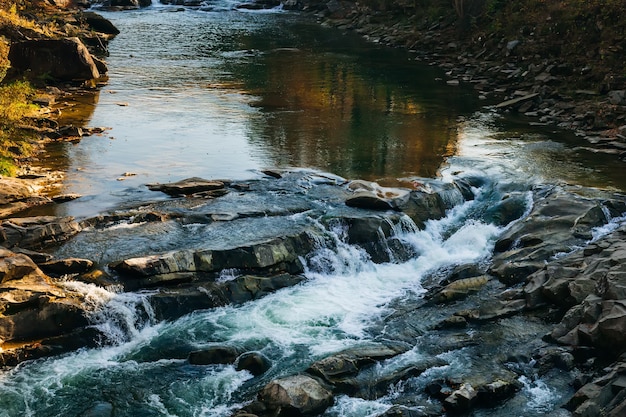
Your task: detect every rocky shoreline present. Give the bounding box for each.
[295,0,626,161]
[0,3,118,218]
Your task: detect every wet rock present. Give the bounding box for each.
[443,383,477,413]
[258,374,333,416]
[12,248,53,264]
[188,346,241,365]
[236,351,272,376]
[102,0,152,8]
[52,193,82,203]
[39,258,94,276]
[0,249,88,342]
[476,379,521,406]
[377,405,442,417]
[225,274,306,304]
[397,190,447,229]
[345,180,410,211]
[8,38,100,81]
[495,93,539,110]
[0,216,82,250]
[111,232,315,280]
[431,276,490,304]
[148,283,227,320]
[324,214,414,263]
[608,90,625,105]
[483,193,528,226]
[434,315,468,329]
[307,344,408,384]
[147,177,227,196]
[490,186,626,286]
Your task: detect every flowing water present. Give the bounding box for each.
[2,2,626,416]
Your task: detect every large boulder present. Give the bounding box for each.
[0,178,52,219]
[258,374,334,416]
[0,249,88,343]
[9,37,100,81]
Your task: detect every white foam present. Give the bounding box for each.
[519,375,560,413]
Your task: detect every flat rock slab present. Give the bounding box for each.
[147,177,227,196]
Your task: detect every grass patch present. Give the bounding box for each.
[0,80,38,176]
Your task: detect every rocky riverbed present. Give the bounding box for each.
[0,169,625,416]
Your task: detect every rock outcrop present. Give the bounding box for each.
[9,37,100,81]
[0,248,89,346]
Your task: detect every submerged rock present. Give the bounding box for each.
[188,346,241,365]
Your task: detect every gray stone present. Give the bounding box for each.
[147,177,227,196]
[608,90,625,105]
[259,374,333,416]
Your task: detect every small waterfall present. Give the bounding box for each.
[59,280,157,345]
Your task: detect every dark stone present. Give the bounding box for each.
[80,12,120,35]
[236,351,272,376]
[9,38,100,81]
[188,346,241,365]
[111,233,315,279]
[39,258,94,275]
[0,216,82,250]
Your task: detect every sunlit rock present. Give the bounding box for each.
[0,216,82,250]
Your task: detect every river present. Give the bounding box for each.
[0,2,624,416]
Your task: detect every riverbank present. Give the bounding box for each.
[0,0,117,217]
[295,0,626,160]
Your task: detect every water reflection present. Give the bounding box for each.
[243,49,461,180]
[44,8,479,217]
